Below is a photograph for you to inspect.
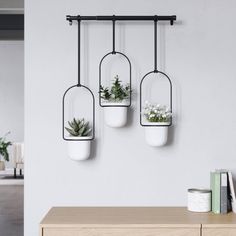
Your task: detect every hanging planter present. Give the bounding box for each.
[99,18,132,128]
[64,117,94,161]
[142,102,171,147]
[67,139,91,161]
[100,75,131,127]
[63,19,95,161]
[140,19,173,147]
[144,125,169,147]
[103,104,128,128]
[63,85,95,161]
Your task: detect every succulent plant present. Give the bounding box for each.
[65,118,92,137]
[100,75,131,102]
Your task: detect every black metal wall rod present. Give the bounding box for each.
[66,15,176,25]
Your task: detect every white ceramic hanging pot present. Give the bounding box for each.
[67,136,91,161]
[104,102,128,128]
[144,122,169,147]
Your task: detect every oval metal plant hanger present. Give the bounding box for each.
[63,18,95,160]
[140,18,172,146]
[99,17,132,128]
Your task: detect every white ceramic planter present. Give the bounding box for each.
[67,136,92,161]
[144,122,170,147]
[103,102,128,128]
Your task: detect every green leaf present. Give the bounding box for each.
[65,127,78,136]
[68,121,74,129]
[83,128,92,136]
[78,126,85,136]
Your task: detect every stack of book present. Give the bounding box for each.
[211,170,236,214]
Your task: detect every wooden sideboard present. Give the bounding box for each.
[40,207,236,236]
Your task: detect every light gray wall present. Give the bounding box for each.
[25,0,236,235]
[0,0,24,9]
[0,41,24,168]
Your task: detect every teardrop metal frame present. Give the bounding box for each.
[63,18,95,141]
[63,85,95,141]
[140,18,172,127]
[99,17,132,107]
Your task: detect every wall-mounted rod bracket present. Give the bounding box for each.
[66,15,176,25]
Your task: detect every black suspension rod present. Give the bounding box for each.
[154,20,157,72]
[77,19,81,86]
[66,15,176,25]
[112,18,116,53]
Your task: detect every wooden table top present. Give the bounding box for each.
[40,207,236,228]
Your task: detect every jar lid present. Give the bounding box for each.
[188,188,211,193]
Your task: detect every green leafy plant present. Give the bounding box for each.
[65,118,92,137]
[99,75,131,102]
[0,132,12,162]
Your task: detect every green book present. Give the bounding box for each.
[211,172,221,214]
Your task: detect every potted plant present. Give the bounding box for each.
[65,118,92,161]
[143,101,172,146]
[0,132,12,170]
[100,75,131,127]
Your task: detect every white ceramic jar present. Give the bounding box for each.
[187,189,211,212]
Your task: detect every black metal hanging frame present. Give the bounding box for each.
[64,15,176,131]
[99,18,132,107]
[63,19,95,141]
[66,15,176,108]
[66,15,176,24]
[140,19,172,127]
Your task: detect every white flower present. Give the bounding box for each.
[143,101,172,122]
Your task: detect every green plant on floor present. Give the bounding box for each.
[65,118,92,137]
[0,132,12,162]
[99,75,131,102]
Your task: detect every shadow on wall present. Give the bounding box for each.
[89,139,98,161]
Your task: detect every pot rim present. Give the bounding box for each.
[188,188,211,193]
[143,121,170,126]
[65,136,92,140]
[101,100,129,106]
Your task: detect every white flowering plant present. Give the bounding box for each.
[143,101,172,123]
